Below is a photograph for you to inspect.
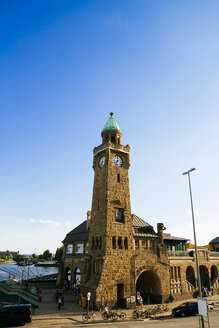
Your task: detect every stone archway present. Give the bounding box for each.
[64,266,71,283]
[200,265,210,289]
[211,265,218,285]
[186,266,195,287]
[136,270,162,304]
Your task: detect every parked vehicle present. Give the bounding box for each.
[172,302,198,317]
[0,304,32,326]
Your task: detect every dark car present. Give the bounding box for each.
[172,301,198,317]
[0,304,32,327]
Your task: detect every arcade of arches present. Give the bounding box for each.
[64,266,81,286]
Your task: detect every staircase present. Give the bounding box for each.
[186,280,196,292]
[0,281,39,308]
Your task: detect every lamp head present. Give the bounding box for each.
[182,168,196,175]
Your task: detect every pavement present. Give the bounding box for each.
[28,286,219,327]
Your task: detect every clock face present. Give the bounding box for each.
[99,156,105,168]
[113,155,123,167]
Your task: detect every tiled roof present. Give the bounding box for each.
[132,214,153,228]
[164,233,189,241]
[63,221,89,243]
[62,215,189,243]
[134,232,157,238]
[132,214,156,237]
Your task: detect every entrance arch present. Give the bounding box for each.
[211,265,218,285]
[200,265,210,289]
[136,270,162,304]
[186,266,195,287]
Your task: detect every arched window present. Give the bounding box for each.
[75,267,81,283]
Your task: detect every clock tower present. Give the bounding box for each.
[86,112,134,306]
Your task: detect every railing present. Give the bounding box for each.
[0,281,39,307]
[168,250,192,257]
[209,252,219,258]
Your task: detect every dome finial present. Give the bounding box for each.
[110,112,114,117]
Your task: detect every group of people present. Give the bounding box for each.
[100,298,109,312]
[73,281,80,294]
[201,286,213,297]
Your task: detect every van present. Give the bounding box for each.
[0,304,32,326]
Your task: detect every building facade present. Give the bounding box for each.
[57,113,219,307]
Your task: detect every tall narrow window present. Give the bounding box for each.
[84,243,88,254]
[112,237,116,249]
[117,174,120,183]
[111,136,115,143]
[171,266,174,279]
[99,237,102,249]
[135,240,139,249]
[174,266,177,279]
[118,237,123,249]
[124,237,128,249]
[178,267,181,279]
[92,237,95,250]
[98,200,100,211]
[141,240,146,248]
[93,261,97,273]
[96,237,99,249]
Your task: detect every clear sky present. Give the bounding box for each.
[1,0,219,254]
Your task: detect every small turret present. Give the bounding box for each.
[157,223,166,242]
[101,112,122,144]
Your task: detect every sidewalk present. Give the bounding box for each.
[33,287,219,322]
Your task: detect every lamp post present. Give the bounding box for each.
[182,168,204,328]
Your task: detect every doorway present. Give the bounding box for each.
[117,284,124,307]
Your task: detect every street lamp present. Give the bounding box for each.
[182,168,204,328]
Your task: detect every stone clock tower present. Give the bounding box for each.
[86,112,134,306]
[59,113,174,306]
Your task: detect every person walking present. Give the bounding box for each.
[58,296,62,310]
[100,297,104,312]
[61,295,64,308]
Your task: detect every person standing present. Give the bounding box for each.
[104,300,109,313]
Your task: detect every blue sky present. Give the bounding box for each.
[1,0,219,254]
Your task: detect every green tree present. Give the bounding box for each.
[42,249,52,260]
[55,246,63,262]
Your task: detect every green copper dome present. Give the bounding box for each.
[102,113,122,133]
